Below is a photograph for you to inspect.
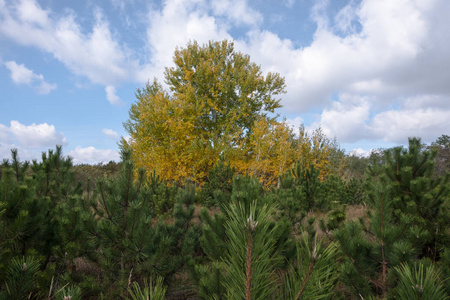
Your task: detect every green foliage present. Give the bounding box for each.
[200,156,235,206]
[273,170,307,232]
[290,163,321,210]
[440,248,450,295]
[1,256,40,300]
[192,176,294,299]
[0,136,447,298]
[334,182,415,298]
[319,205,347,233]
[283,235,339,300]
[54,286,82,300]
[223,201,281,299]
[79,150,198,297]
[128,277,167,300]
[146,170,178,216]
[392,263,449,299]
[335,138,449,298]
[369,138,450,260]
[73,161,121,190]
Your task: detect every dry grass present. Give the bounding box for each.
[346,204,369,221]
[73,257,101,277]
[302,204,369,240]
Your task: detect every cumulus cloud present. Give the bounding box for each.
[137,0,241,82]
[311,96,371,143]
[68,146,120,164]
[105,85,122,105]
[8,120,67,148]
[314,94,450,144]
[1,0,449,147]
[371,108,449,144]
[349,148,372,157]
[234,0,450,146]
[0,0,137,89]
[211,0,262,26]
[4,60,56,94]
[0,121,67,161]
[0,123,10,142]
[285,116,304,131]
[236,0,450,113]
[102,128,119,139]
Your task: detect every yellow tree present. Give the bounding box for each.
[290,125,342,181]
[123,40,286,184]
[244,118,297,187]
[242,122,342,188]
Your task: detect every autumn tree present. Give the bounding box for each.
[123,40,286,184]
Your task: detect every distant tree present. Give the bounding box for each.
[430,134,450,176]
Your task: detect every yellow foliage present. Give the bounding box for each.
[123,40,343,186]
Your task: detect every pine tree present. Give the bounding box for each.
[0,147,85,297]
[369,138,449,260]
[223,201,281,300]
[335,138,449,298]
[128,276,167,300]
[199,156,235,206]
[0,256,41,300]
[193,174,340,299]
[393,262,449,299]
[283,234,339,300]
[0,150,42,298]
[80,149,198,297]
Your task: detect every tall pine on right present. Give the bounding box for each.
[334,138,449,299]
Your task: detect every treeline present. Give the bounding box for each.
[0,137,449,299]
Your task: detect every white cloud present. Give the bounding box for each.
[349,148,372,157]
[4,60,56,94]
[313,94,450,145]
[235,0,450,114]
[334,2,359,33]
[0,123,10,142]
[311,96,371,142]
[371,108,449,144]
[232,0,450,148]
[68,146,120,164]
[211,0,262,26]
[0,121,67,161]
[0,0,137,89]
[137,0,233,82]
[105,85,121,105]
[285,116,304,131]
[9,120,66,148]
[36,80,57,94]
[5,60,39,84]
[102,128,119,139]
[16,0,49,27]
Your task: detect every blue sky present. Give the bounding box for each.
[1,0,449,164]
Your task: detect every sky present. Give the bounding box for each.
[1,0,449,164]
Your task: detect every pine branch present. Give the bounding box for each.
[294,259,314,300]
[245,215,257,300]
